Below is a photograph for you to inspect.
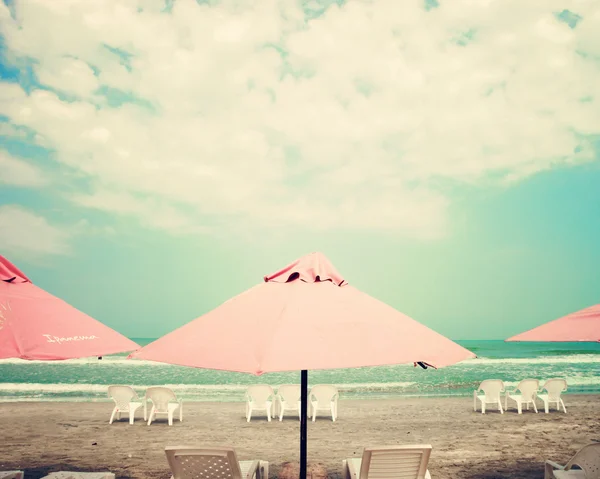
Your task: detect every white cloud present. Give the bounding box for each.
[0,0,599,239]
[0,150,47,187]
[0,205,71,258]
[0,122,28,139]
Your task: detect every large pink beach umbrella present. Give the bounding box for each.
[0,255,139,360]
[506,304,600,342]
[131,252,475,478]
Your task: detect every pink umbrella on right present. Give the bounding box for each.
[506,304,600,343]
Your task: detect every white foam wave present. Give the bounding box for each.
[1,354,598,368]
[0,381,417,395]
[0,356,170,366]
[465,354,600,365]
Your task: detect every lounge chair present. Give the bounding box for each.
[309,384,339,421]
[544,443,600,478]
[145,386,183,426]
[245,385,274,422]
[539,378,568,414]
[504,379,539,414]
[41,473,115,479]
[343,445,433,479]
[107,385,144,424]
[0,472,24,479]
[165,446,268,479]
[276,384,301,421]
[473,379,505,414]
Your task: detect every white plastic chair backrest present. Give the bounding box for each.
[565,443,600,479]
[516,379,539,401]
[165,446,242,479]
[246,385,273,404]
[478,380,504,402]
[542,378,567,401]
[278,384,301,404]
[359,445,432,479]
[310,385,338,405]
[146,387,177,412]
[108,385,138,410]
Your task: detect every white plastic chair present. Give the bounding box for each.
[41,473,115,479]
[539,379,568,414]
[165,446,268,479]
[276,384,301,421]
[504,379,539,414]
[473,379,505,414]
[343,445,432,479]
[0,472,24,479]
[245,385,274,422]
[309,384,339,422]
[107,385,144,425]
[146,386,183,426]
[544,443,600,479]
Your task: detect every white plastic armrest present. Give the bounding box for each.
[545,459,565,479]
[346,458,359,479]
[245,459,260,479]
[545,460,564,470]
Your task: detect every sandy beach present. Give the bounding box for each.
[1,395,599,479]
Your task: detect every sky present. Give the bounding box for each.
[0,0,599,341]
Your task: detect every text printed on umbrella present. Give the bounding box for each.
[43,334,99,344]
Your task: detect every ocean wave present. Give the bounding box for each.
[0,357,169,367]
[0,381,417,394]
[464,354,600,365]
[2,354,598,368]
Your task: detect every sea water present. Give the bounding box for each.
[0,340,598,402]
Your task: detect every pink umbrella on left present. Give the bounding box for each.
[0,255,139,360]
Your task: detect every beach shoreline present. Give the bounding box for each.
[1,395,599,478]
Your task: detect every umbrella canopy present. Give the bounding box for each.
[130,252,475,479]
[506,304,600,342]
[0,255,139,360]
[131,252,475,371]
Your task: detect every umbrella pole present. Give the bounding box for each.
[300,369,308,479]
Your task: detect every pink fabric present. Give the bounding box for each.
[264,252,347,286]
[507,304,600,342]
[131,253,475,374]
[0,255,139,360]
[0,256,30,283]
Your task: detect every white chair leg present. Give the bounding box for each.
[147,407,155,425]
[544,400,549,414]
[481,402,486,414]
[247,406,253,423]
[109,407,118,424]
[267,405,271,422]
[560,399,567,413]
[533,401,538,413]
[517,401,522,415]
[129,410,135,425]
[498,401,504,414]
[179,404,183,422]
[312,408,317,422]
[279,405,285,421]
[168,411,174,426]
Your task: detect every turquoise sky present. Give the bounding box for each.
[1,0,599,340]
